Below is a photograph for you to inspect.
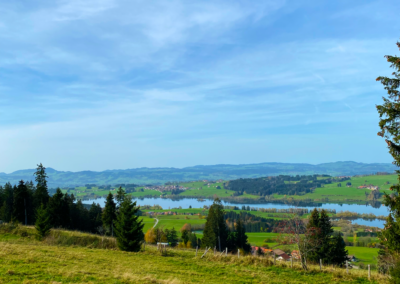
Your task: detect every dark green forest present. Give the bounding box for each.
[225,175,350,196]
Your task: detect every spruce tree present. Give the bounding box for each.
[1,183,14,222]
[376,40,400,277]
[12,180,30,224]
[167,227,178,247]
[89,202,103,233]
[318,209,334,263]
[201,198,228,250]
[116,186,126,209]
[47,188,69,228]
[35,204,52,240]
[306,208,321,262]
[102,192,116,236]
[34,163,49,209]
[235,219,251,252]
[114,197,144,252]
[329,232,348,266]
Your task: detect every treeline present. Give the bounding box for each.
[224,211,280,232]
[225,175,350,196]
[0,164,103,233]
[0,164,145,253]
[335,210,386,220]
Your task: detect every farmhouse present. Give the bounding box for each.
[273,249,291,261]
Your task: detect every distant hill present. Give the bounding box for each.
[0,161,397,188]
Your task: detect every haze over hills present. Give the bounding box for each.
[0,161,397,188]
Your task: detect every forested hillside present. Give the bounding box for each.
[225,175,350,196]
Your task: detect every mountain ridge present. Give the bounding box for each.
[0,161,397,188]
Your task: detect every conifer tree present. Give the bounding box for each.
[114,197,144,252]
[89,202,103,233]
[306,208,321,262]
[318,209,334,263]
[376,40,400,278]
[102,192,116,236]
[166,227,179,247]
[47,188,69,228]
[13,180,29,224]
[0,183,14,222]
[115,186,126,209]
[235,219,251,252]
[202,198,228,250]
[329,232,348,266]
[35,204,51,240]
[34,163,49,209]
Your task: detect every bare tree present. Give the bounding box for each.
[275,215,322,270]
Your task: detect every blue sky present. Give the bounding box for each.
[0,0,399,173]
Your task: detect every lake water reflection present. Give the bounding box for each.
[81,197,389,228]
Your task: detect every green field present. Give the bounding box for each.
[346,247,379,266]
[64,173,398,205]
[0,227,385,284]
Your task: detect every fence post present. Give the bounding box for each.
[214,246,216,255]
[368,264,371,280]
[346,261,348,274]
[291,257,293,269]
[238,250,240,258]
[320,259,322,271]
[273,252,276,265]
[196,246,198,257]
[226,247,227,256]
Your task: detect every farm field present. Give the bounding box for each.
[62,173,398,205]
[154,215,206,231]
[346,247,379,266]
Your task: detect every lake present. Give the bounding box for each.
[81,197,388,228]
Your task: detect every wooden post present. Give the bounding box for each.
[346,261,348,274]
[226,247,227,256]
[273,252,276,265]
[368,264,371,280]
[291,257,293,269]
[320,259,322,271]
[196,246,198,257]
[238,250,240,258]
[201,247,210,258]
[214,246,216,255]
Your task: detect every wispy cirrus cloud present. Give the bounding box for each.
[0,0,398,172]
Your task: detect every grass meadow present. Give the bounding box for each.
[0,226,386,284]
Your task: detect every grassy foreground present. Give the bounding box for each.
[0,226,387,284]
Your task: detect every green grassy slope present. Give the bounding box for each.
[0,236,384,284]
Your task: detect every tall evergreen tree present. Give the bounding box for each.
[329,232,348,266]
[114,197,144,252]
[47,188,69,228]
[102,192,116,236]
[115,186,126,209]
[35,204,52,240]
[166,227,179,247]
[0,183,14,222]
[13,180,29,224]
[235,219,251,252]
[376,40,400,279]
[306,208,321,262]
[89,202,103,233]
[34,163,49,209]
[318,209,334,263]
[202,198,229,250]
